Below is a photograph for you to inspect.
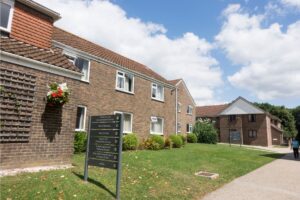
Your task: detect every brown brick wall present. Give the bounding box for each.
[10,1,54,49]
[0,61,79,169]
[271,126,282,145]
[77,60,176,140]
[219,114,269,146]
[176,81,195,134]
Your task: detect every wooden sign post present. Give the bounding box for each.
[84,114,123,200]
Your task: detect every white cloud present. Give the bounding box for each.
[216,4,300,100]
[281,0,300,9]
[35,0,223,105]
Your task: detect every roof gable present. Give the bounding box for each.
[219,97,265,115]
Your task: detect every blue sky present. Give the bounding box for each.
[37,0,300,107]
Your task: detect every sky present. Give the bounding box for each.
[36,0,300,108]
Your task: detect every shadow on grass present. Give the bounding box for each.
[72,172,116,198]
[260,153,300,161]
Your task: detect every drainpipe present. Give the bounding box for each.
[175,87,178,135]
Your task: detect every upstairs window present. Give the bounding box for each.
[75,106,86,131]
[187,105,193,115]
[248,114,256,122]
[187,124,193,133]
[229,115,236,122]
[150,116,164,135]
[177,102,182,113]
[0,0,14,32]
[114,111,133,133]
[151,83,164,101]
[75,57,90,82]
[116,71,134,93]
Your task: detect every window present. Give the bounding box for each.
[116,71,134,93]
[248,130,257,138]
[150,116,164,135]
[114,111,133,133]
[75,57,90,82]
[248,114,256,122]
[151,83,164,101]
[187,124,193,133]
[0,0,14,32]
[187,105,193,115]
[177,102,181,113]
[177,123,181,133]
[75,106,86,131]
[229,115,236,122]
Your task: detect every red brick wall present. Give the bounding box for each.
[271,126,282,145]
[176,81,195,134]
[10,1,54,49]
[0,61,79,169]
[76,60,176,140]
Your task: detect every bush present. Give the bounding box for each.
[180,134,187,146]
[169,134,183,148]
[187,133,197,143]
[193,121,218,144]
[74,131,87,153]
[164,137,173,149]
[144,135,164,150]
[123,134,139,150]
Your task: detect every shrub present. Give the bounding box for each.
[74,131,87,153]
[144,135,164,150]
[193,121,218,144]
[180,134,187,146]
[123,134,139,150]
[169,134,183,148]
[187,133,197,143]
[164,137,173,149]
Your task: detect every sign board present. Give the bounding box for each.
[84,114,123,200]
[229,130,242,147]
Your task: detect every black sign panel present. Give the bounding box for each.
[89,151,118,161]
[89,137,119,146]
[90,130,120,137]
[89,144,118,153]
[90,122,120,130]
[88,159,118,169]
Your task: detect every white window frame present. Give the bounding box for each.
[150,116,164,135]
[177,122,181,133]
[115,70,134,94]
[177,102,182,113]
[64,52,90,82]
[151,83,164,102]
[75,105,87,131]
[114,111,133,134]
[187,124,193,133]
[187,105,193,115]
[0,0,14,33]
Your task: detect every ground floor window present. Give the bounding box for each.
[187,124,193,133]
[75,106,86,131]
[151,116,164,135]
[114,111,133,133]
[177,123,181,133]
[248,130,257,138]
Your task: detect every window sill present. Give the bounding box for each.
[80,79,90,84]
[150,132,164,136]
[186,113,193,116]
[115,88,134,95]
[75,129,86,132]
[151,97,164,103]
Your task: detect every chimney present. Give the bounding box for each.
[2,0,61,49]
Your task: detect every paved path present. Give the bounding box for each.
[202,152,300,200]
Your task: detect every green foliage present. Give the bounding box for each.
[164,137,173,149]
[193,121,218,144]
[74,131,87,153]
[169,135,183,148]
[179,134,187,146]
[291,106,300,140]
[123,134,139,150]
[187,133,197,143]
[255,103,297,138]
[144,135,164,150]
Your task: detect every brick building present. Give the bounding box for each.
[0,0,195,169]
[196,97,283,146]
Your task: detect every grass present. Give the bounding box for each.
[0,144,282,200]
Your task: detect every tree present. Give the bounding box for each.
[291,106,300,140]
[254,103,297,138]
[193,120,218,144]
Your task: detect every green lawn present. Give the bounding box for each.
[0,144,282,200]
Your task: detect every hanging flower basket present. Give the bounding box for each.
[46,83,69,107]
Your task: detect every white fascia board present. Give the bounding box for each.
[0,51,82,80]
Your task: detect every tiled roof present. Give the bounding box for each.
[0,36,80,73]
[196,104,228,117]
[52,27,170,84]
